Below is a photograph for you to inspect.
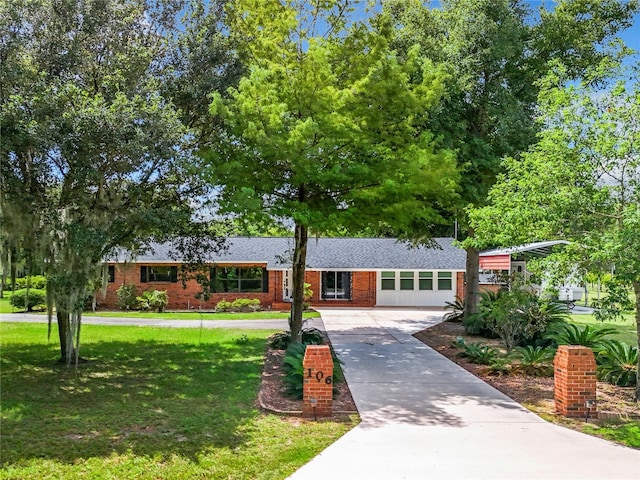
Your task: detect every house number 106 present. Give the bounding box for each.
[307,368,333,385]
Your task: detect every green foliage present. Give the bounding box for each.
[208,0,459,342]
[546,323,617,349]
[582,422,640,449]
[268,331,293,350]
[384,0,637,219]
[468,63,640,395]
[215,299,233,312]
[458,342,499,365]
[9,288,46,311]
[513,346,556,377]
[487,357,511,376]
[233,334,250,345]
[596,340,638,387]
[282,342,307,399]
[463,290,502,336]
[452,336,467,348]
[568,313,636,346]
[269,327,325,350]
[300,327,325,346]
[216,298,261,313]
[592,279,635,323]
[13,275,47,290]
[231,298,261,312]
[523,296,570,327]
[137,290,169,313]
[0,0,217,364]
[116,284,138,311]
[519,295,571,347]
[466,288,568,351]
[463,312,495,337]
[303,282,313,309]
[444,296,465,322]
[486,293,546,352]
[161,0,243,149]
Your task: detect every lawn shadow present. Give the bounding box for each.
[1,337,266,466]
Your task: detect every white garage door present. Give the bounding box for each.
[375,270,456,307]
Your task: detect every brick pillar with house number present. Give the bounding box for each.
[554,345,597,418]
[302,345,334,417]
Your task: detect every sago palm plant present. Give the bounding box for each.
[545,323,617,349]
[596,340,638,387]
[513,345,555,376]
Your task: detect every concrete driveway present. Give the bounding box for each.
[289,308,640,480]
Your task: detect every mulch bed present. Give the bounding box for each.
[257,321,637,428]
[413,320,639,420]
[258,348,358,420]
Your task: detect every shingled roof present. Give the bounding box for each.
[118,237,466,271]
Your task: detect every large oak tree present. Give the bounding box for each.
[381,0,639,318]
[471,64,640,398]
[205,0,459,341]
[0,0,234,364]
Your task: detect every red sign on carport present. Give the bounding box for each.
[479,254,511,270]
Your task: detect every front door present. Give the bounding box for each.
[282,269,293,302]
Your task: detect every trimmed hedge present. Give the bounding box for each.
[215,298,261,312]
[10,289,47,311]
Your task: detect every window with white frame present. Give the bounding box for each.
[437,272,453,290]
[419,271,433,290]
[400,271,414,290]
[381,271,395,290]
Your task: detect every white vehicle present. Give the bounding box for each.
[557,285,585,309]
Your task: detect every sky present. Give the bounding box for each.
[618,12,640,57]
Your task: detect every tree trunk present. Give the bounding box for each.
[0,260,5,299]
[464,246,480,320]
[56,309,71,363]
[633,280,640,401]
[56,309,81,364]
[290,222,308,343]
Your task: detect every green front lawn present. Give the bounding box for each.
[0,293,16,314]
[0,295,320,320]
[582,422,640,449]
[0,323,355,479]
[84,310,321,320]
[569,313,637,346]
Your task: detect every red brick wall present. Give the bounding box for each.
[479,283,501,294]
[274,271,377,309]
[308,271,376,308]
[101,264,377,311]
[456,272,465,300]
[101,263,276,311]
[307,271,321,303]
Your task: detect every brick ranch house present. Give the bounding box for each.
[102,237,466,310]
